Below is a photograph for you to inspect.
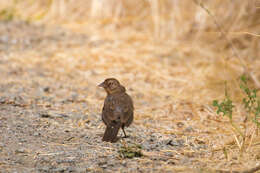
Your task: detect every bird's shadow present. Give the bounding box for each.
[97,133,130,143]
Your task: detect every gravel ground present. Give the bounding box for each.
[0,98,203,172]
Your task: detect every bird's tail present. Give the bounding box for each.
[102,121,121,143]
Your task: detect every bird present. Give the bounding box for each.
[98,78,134,143]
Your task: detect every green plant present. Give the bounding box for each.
[212,96,233,120]
[240,75,260,128]
[212,75,260,155]
[213,82,243,137]
[118,143,143,159]
[0,8,15,21]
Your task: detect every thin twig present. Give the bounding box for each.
[193,0,260,88]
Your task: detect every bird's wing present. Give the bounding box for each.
[114,93,134,124]
[102,96,120,125]
[101,95,122,142]
[102,93,133,125]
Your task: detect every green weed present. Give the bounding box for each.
[0,8,15,21]
[118,143,143,159]
[213,75,260,155]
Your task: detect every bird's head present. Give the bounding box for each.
[98,78,125,94]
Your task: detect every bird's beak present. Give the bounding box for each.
[98,82,105,88]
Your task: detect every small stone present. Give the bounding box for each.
[38,111,68,119]
[98,161,107,167]
[165,152,174,157]
[15,148,27,153]
[166,139,184,147]
[184,126,194,133]
[167,159,176,165]
[177,122,184,128]
[0,97,7,104]
[56,157,76,164]
[52,167,67,172]
[19,138,27,143]
[43,87,50,92]
[33,132,41,136]
[38,112,51,118]
[159,157,168,161]
[37,167,50,172]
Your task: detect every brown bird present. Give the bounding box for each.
[98,78,134,143]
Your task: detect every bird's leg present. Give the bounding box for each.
[122,125,128,138]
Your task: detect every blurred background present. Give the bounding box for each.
[0,0,259,103]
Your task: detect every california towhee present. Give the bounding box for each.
[98,78,134,143]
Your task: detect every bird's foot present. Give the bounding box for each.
[123,135,129,138]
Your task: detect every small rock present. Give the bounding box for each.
[0,97,7,104]
[166,139,184,147]
[38,111,68,119]
[165,152,174,157]
[52,167,67,172]
[43,87,50,92]
[19,138,27,143]
[184,126,194,133]
[37,167,51,172]
[38,112,51,118]
[177,122,184,128]
[167,159,176,165]
[56,157,76,164]
[71,93,78,100]
[98,161,108,168]
[65,136,74,141]
[33,132,41,136]
[15,148,27,154]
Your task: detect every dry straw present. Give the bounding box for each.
[0,0,260,172]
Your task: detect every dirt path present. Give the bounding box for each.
[0,21,208,173]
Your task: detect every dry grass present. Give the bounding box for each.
[0,0,260,172]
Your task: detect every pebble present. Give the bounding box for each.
[15,148,27,154]
[185,126,194,133]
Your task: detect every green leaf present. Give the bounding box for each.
[240,75,247,83]
[212,100,218,107]
[118,144,143,159]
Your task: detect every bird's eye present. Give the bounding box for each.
[108,81,117,89]
[108,82,113,86]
